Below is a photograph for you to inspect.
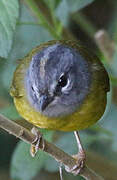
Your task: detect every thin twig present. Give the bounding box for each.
[94,30,115,62]
[23,0,76,40]
[94,30,117,104]
[0,114,104,180]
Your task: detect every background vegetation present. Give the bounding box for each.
[0,0,117,179]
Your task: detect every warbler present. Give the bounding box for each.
[10,40,110,174]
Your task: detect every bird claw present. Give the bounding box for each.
[30,127,45,157]
[65,150,86,176]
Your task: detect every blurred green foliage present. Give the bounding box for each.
[0,0,117,180]
[0,0,19,58]
[11,131,53,180]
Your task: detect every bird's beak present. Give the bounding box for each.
[40,95,54,112]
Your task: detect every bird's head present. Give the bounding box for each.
[25,42,91,117]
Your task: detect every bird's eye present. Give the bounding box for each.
[58,74,68,87]
[54,73,71,95]
[31,86,34,91]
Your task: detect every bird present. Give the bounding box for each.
[10,40,110,175]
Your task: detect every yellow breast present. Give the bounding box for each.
[13,86,107,131]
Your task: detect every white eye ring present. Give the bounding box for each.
[61,78,71,93]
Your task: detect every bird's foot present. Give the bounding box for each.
[30,127,45,157]
[65,150,86,175]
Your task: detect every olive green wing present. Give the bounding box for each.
[90,53,110,93]
[10,59,27,98]
[77,45,110,93]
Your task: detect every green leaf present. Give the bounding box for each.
[56,0,95,26]
[102,103,117,154]
[10,141,47,180]
[10,130,54,180]
[64,173,84,180]
[67,0,95,12]
[44,155,59,172]
[44,132,77,172]
[0,0,19,58]
[56,0,69,26]
[0,105,20,120]
[43,0,61,10]
[1,4,52,93]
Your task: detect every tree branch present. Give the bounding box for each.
[94,29,117,104]
[94,30,115,62]
[0,114,104,180]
